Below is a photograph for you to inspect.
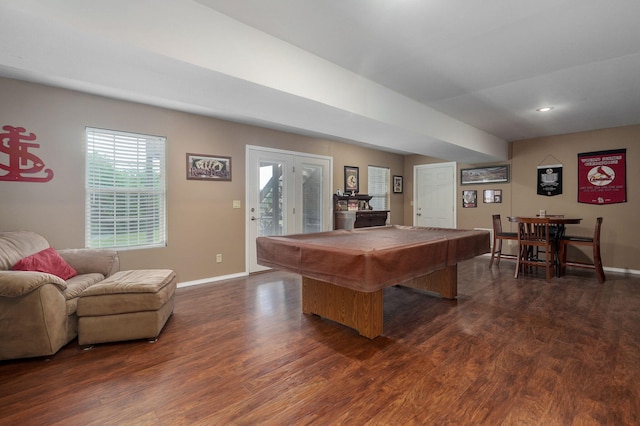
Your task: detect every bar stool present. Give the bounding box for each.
[515,217,556,282]
[489,214,517,267]
[559,217,605,283]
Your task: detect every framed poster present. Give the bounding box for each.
[462,190,477,208]
[344,166,359,194]
[483,189,502,203]
[393,175,403,193]
[578,149,626,204]
[186,153,231,181]
[461,165,509,185]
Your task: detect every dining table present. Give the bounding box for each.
[508,215,583,277]
[508,215,582,234]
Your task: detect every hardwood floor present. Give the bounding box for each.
[1,258,639,425]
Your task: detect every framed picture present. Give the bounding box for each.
[186,153,231,181]
[461,165,509,185]
[483,189,502,203]
[393,175,403,193]
[462,190,477,208]
[344,165,359,194]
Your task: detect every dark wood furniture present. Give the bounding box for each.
[515,217,557,282]
[512,216,582,281]
[333,194,388,229]
[559,217,605,283]
[489,214,518,267]
[256,225,490,338]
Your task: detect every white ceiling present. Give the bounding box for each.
[1,0,639,163]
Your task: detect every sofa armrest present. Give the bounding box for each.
[0,270,67,297]
[58,249,120,277]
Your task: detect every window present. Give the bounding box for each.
[368,165,389,211]
[85,127,166,250]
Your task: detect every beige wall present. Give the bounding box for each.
[2,77,637,278]
[510,127,638,271]
[0,78,403,282]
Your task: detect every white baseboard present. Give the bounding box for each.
[603,266,640,276]
[480,253,640,276]
[177,272,249,288]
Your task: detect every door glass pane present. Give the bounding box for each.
[302,163,323,234]
[259,161,284,236]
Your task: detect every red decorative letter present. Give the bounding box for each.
[0,125,54,182]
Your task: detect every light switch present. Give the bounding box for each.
[233,200,241,209]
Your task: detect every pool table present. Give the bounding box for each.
[256,225,490,338]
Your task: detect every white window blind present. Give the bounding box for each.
[368,165,389,211]
[85,127,167,250]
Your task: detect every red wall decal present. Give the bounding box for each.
[0,125,54,182]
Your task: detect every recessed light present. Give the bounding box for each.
[536,107,554,112]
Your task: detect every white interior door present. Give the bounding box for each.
[414,162,456,228]
[247,146,331,272]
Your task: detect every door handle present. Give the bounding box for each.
[251,216,260,221]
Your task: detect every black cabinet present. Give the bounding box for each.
[333,194,388,230]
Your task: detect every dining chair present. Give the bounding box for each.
[514,217,556,282]
[489,214,518,267]
[559,217,605,283]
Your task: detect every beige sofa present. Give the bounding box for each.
[0,231,119,360]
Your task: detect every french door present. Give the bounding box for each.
[246,146,332,272]
[414,162,457,228]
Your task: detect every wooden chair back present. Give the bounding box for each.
[515,217,556,282]
[489,214,517,267]
[517,217,552,245]
[559,217,605,283]
[492,214,504,234]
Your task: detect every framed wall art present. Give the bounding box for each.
[462,190,477,208]
[344,165,359,194]
[578,149,626,204]
[483,189,502,203]
[393,175,403,193]
[186,153,231,181]
[461,165,509,185]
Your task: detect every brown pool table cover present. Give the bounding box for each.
[256,225,490,292]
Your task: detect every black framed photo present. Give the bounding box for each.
[483,189,502,203]
[393,175,403,193]
[186,153,231,181]
[461,165,509,185]
[344,165,359,194]
[462,190,477,208]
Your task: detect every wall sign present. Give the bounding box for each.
[537,164,563,196]
[0,125,54,182]
[186,153,231,181]
[578,149,626,204]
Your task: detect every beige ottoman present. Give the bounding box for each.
[77,269,176,346]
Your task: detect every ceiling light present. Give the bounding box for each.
[536,107,554,112]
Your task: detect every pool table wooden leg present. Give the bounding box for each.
[301,277,384,339]
[399,264,458,299]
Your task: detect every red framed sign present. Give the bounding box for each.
[577,149,626,204]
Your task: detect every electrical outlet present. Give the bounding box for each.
[216,253,222,263]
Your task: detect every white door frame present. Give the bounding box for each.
[245,145,333,273]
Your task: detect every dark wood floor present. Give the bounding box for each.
[1,257,639,425]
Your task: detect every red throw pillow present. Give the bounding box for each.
[12,247,78,280]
